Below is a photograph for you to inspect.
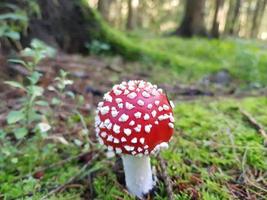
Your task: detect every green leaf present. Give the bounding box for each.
[8,59,27,67]
[3,30,20,40]
[13,127,27,139]
[27,85,43,97]
[51,97,61,105]
[35,100,49,106]
[4,81,25,90]
[0,13,28,21]
[27,71,42,84]
[7,110,25,124]
[0,129,6,139]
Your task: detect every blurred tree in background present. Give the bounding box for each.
[1,0,267,54]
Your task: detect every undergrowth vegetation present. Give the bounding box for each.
[1,96,266,199]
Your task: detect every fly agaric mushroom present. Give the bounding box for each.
[95,80,175,198]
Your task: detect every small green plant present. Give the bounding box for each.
[0,1,40,41]
[5,39,56,139]
[86,40,110,55]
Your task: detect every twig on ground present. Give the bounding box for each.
[157,155,174,200]
[240,109,267,145]
[40,153,100,200]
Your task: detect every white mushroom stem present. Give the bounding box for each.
[121,155,154,198]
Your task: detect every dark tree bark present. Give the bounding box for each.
[97,0,111,22]
[211,0,224,38]
[250,0,267,38]
[224,0,241,35]
[174,0,207,37]
[21,0,102,53]
[126,0,133,30]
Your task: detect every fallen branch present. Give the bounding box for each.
[240,109,267,145]
[157,155,174,200]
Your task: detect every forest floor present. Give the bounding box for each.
[0,37,267,200]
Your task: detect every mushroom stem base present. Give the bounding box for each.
[122,155,154,198]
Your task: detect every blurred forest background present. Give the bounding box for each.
[93,0,267,39]
[0,0,267,200]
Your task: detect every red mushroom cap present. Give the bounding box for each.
[95,80,175,156]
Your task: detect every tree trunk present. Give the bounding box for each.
[126,0,133,30]
[250,0,267,38]
[97,0,111,22]
[21,0,102,53]
[225,0,241,35]
[175,0,207,37]
[211,0,224,38]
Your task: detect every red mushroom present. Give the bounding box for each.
[95,80,175,198]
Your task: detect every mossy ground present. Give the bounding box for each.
[1,96,266,199]
[0,34,267,199]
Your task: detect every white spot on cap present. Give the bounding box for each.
[98,102,104,107]
[124,128,132,136]
[104,93,112,102]
[113,138,120,143]
[118,103,123,108]
[126,102,135,110]
[145,124,152,133]
[129,120,135,126]
[137,147,143,152]
[121,137,127,142]
[140,137,145,144]
[158,88,163,93]
[124,89,130,95]
[111,110,119,117]
[124,145,134,151]
[100,132,107,138]
[151,110,157,118]
[134,112,142,119]
[170,114,175,122]
[155,100,160,106]
[107,123,112,130]
[131,137,137,143]
[168,122,174,128]
[144,114,150,120]
[115,148,122,154]
[142,91,150,98]
[132,151,137,155]
[100,106,110,115]
[113,124,120,134]
[115,98,122,104]
[107,135,113,142]
[119,84,126,90]
[155,120,159,125]
[147,104,153,109]
[144,145,149,149]
[137,100,145,106]
[163,104,169,110]
[114,89,122,96]
[119,114,129,122]
[128,86,135,91]
[158,114,169,121]
[127,92,137,99]
[170,100,175,108]
[158,106,163,111]
[151,90,158,96]
[134,124,141,132]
